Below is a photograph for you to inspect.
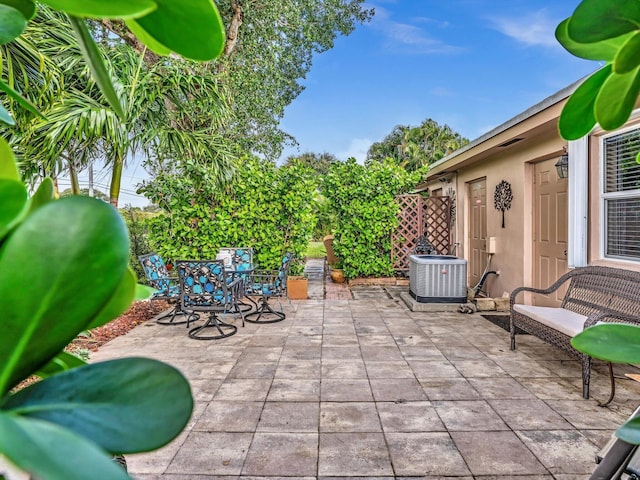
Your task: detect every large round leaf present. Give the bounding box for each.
[556,18,632,62]
[0,413,130,480]
[4,357,193,453]
[617,417,640,444]
[28,177,55,213]
[0,4,26,44]
[85,267,136,330]
[568,0,640,44]
[0,179,28,241]
[571,323,640,363]
[0,0,36,20]
[133,0,225,61]
[0,137,20,181]
[0,196,129,394]
[595,66,640,131]
[39,0,156,18]
[558,65,612,140]
[614,31,640,73]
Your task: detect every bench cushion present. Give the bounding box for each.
[513,304,588,337]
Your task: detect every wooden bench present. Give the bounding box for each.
[510,266,640,402]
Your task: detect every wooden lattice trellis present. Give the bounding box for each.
[391,194,451,272]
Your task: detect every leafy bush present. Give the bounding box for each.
[140,156,316,274]
[323,158,423,279]
[121,207,154,282]
[0,145,192,479]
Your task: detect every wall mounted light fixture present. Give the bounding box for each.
[555,146,569,179]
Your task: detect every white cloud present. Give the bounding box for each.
[337,138,373,164]
[369,4,464,55]
[488,9,561,47]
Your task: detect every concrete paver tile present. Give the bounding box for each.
[489,399,574,430]
[433,400,508,431]
[385,432,471,476]
[193,401,263,432]
[267,378,321,401]
[321,378,374,401]
[321,359,368,378]
[364,360,415,379]
[318,433,393,476]
[369,378,427,402]
[242,433,318,476]
[421,378,481,400]
[213,378,272,402]
[320,401,381,432]
[451,430,548,476]
[468,377,536,399]
[166,432,252,475]
[256,401,319,432]
[377,401,444,432]
[515,430,600,475]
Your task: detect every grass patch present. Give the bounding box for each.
[306,241,326,259]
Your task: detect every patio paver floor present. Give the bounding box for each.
[90,292,640,479]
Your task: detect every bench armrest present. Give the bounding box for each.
[584,311,640,329]
[510,274,572,306]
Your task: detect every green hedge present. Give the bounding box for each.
[141,157,316,273]
[323,158,422,279]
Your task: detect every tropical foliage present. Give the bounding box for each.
[140,157,316,275]
[0,1,226,478]
[367,118,468,171]
[323,158,424,279]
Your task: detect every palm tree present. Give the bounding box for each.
[4,6,235,206]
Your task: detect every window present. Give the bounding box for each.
[602,128,640,261]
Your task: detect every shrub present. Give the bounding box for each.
[323,158,423,279]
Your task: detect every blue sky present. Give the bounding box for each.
[66,0,600,207]
[278,0,600,163]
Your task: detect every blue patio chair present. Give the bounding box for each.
[138,252,192,325]
[176,259,245,340]
[217,247,257,312]
[245,252,294,324]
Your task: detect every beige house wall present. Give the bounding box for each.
[418,85,640,298]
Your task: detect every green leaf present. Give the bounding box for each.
[0,4,26,44]
[0,179,28,241]
[556,18,633,62]
[39,0,156,19]
[133,0,225,61]
[0,78,46,119]
[558,65,612,140]
[568,0,640,44]
[68,15,125,119]
[571,323,640,362]
[617,416,640,444]
[0,137,20,180]
[0,196,129,395]
[0,0,35,20]
[595,66,640,130]
[85,267,136,329]
[28,177,55,213]
[0,103,15,125]
[35,351,87,378]
[124,18,172,56]
[4,358,193,453]
[0,413,130,480]
[614,31,640,73]
[135,283,156,301]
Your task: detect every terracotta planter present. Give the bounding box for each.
[330,268,345,284]
[323,234,339,266]
[287,276,308,299]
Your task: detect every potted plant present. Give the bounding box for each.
[330,261,345,283]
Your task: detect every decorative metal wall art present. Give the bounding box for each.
[494,180,513,228]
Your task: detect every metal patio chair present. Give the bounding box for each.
[216,247,257,312]
[176,259,245,340]
[245,252,294,324]
[138,252,192,325]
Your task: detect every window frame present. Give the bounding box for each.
[599,123,640,263]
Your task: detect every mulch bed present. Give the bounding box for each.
[68,300,169,353]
